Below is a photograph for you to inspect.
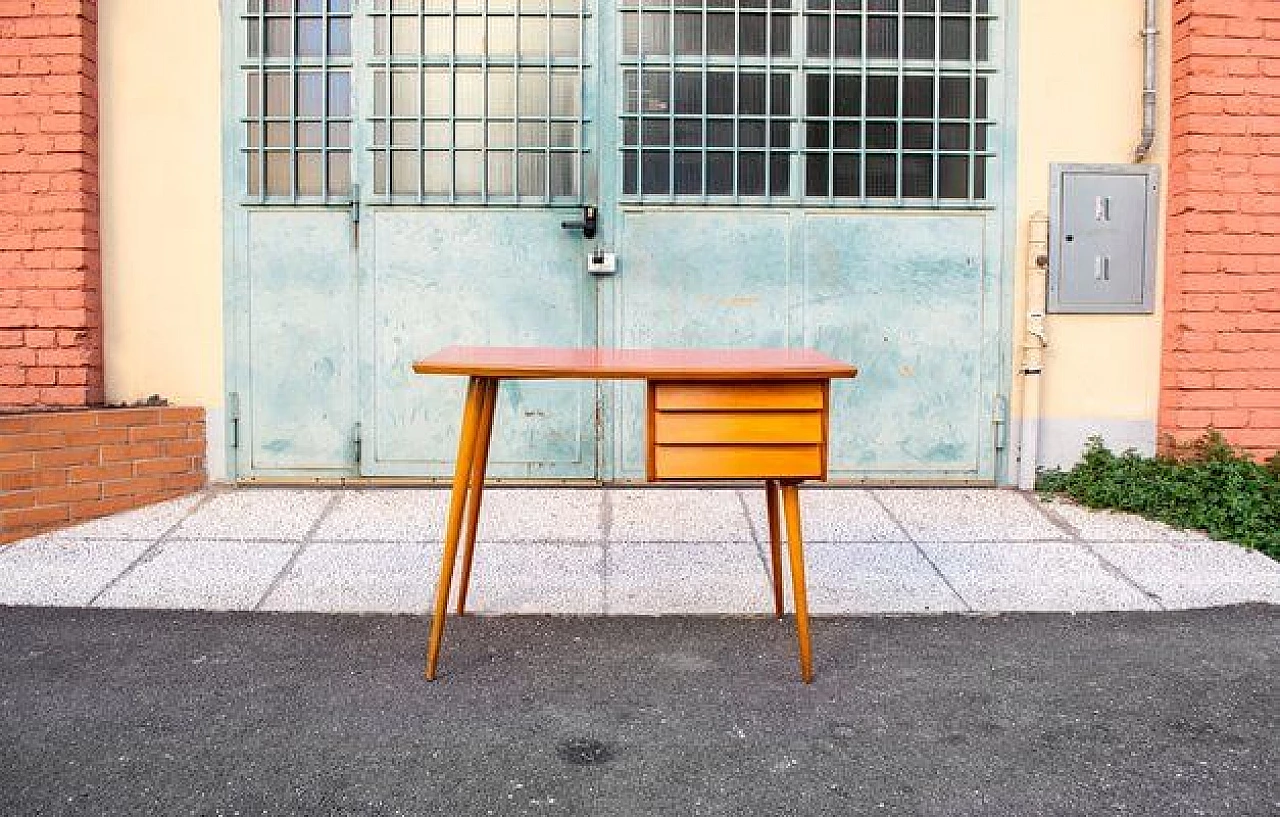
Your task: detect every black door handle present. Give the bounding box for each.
[561,205,597,239]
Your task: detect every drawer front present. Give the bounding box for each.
[652,445,824,480]
[652,381,824,412]
[653,410,823,445]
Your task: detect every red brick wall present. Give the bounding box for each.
[0,407,205,544]
[0,0,102,408]
[1161,0,1280,459]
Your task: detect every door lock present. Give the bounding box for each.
[561,205,598,239]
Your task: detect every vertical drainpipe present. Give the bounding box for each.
[1018,215,1049,492]
[1134,0,1159,162]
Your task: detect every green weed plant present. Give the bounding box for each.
[1037,432,1280,560]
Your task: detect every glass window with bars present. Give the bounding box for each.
[367,0,591,203]
[619,0,997,205]
[242,0,354,200]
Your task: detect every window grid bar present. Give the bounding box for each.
[670,1,680,197]
[763,0,772,204]
[699,2,708,198]
[931,3,940,202]
[257,5,267,203]
[858,4,867,199]
[577,0,587,206]
[825,5,834,198]
[895,3,904,200]
[969,0,979,200]
[514,8,523,199]
[730,0,740,204]
[482,0,491,204]
[383,11,392,196]
[447,6,456,201]
[545,1,553,200]
[321,2,330,200]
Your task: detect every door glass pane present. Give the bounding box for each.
[328,72,351,117]
[834,15,860,57]
[329,17,351,56]
[424,151,450,193]
[297,151,323,194]
[392,150,420,194]
[297,122,323,147]
[456,17,485,57]
[489,17,517,56]
[296,71,324,116]
[903,15,933,59]
[456,151,483,194]
[488,71,516,117]
[265,152,290,194]
[518,153,546,196]
[297,17,323,57]
[265,18,291,57]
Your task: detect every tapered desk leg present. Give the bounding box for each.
[456,378,498,616]
[425,376,487,681]
[764,479,785,619]
[780,482,813,684]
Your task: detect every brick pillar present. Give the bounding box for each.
[1161,0,1280,459]
[0,0,102,409]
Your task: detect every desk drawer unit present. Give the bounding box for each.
[647,381,829,480]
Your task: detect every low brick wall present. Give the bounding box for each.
[0,406,205,544]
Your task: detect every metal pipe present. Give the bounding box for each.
[1018,214,1050,492]
[1134,0,1159,162]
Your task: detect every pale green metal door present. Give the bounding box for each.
[228,0,1010,482]
[229,0,604,479]
[604,0,1009,480]
[355,0,602,478]
[228,1,361,478]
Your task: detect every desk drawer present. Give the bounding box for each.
[654,410,823,445]
[652,381,824,412]
[652,444,824,480]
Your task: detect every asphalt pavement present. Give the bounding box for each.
[1,605,1277,817]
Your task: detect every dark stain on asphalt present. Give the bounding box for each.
[556,737,614,766]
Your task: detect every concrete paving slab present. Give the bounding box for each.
[258,540,440,614]
[41,494,204,540]
[790,488,908,542]
[1091,541,1280,609]
[607,540,771,614]
[464,542,605,614]
[1037,498,1210,542]
[876,488,1070,542]
[312,489,449,541]
[93,540,298,611]
[805,541,967,614]
[0,538,152,606]
[609,489,751,542]
[472,489,605,543]
[171,490,334,541]
[921,541,1159,612]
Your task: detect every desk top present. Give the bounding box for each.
[413,346,857,380]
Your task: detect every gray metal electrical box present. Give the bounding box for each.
[1048,163,1160,314]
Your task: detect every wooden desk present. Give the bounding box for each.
[412,346,858,683]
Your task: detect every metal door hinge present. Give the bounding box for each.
[353,421,363,465]
[349,184,361,245]
[992,395,1009,452]
[228,392,241,450]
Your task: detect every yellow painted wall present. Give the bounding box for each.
[100,0,224,408]
[1012,1,1170,431]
